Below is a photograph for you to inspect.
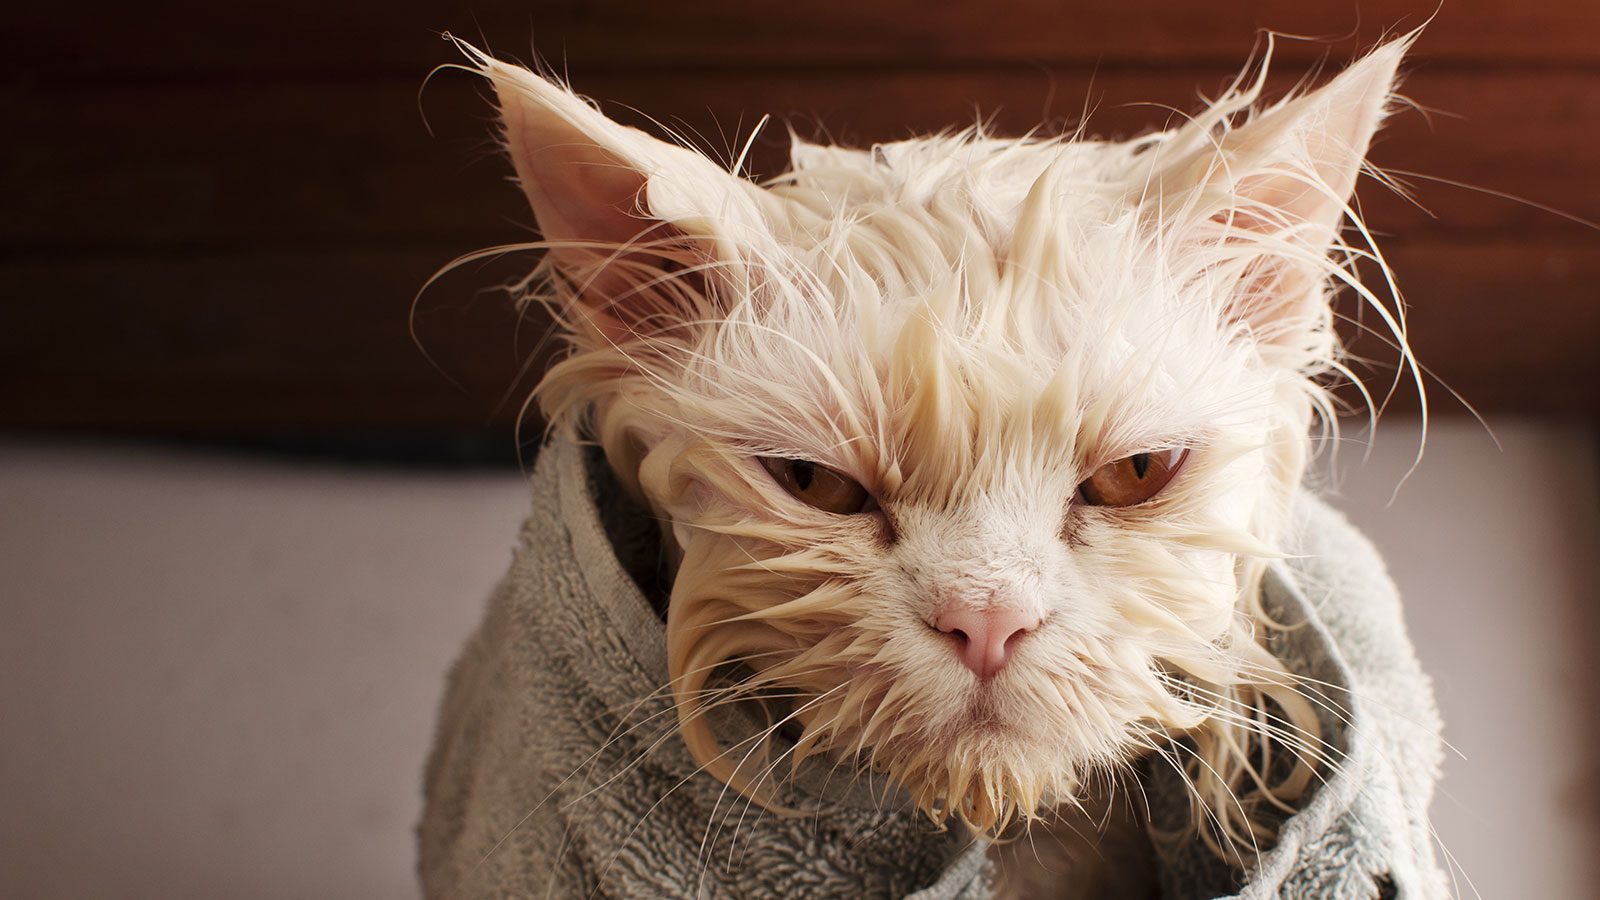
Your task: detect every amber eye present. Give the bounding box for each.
[1077,449,1187,508]
[759,457,873,515]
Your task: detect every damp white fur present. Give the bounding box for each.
[455,31,1419,860]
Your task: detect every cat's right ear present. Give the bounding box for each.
[461,44,768,341]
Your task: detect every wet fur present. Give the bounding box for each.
[453,31,1419,892]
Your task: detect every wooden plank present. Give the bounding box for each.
[2,238,1594,429]
[10,0,1600,80]
[0,248,544,429]
[6,69,1597,254]
[0,79,524,250]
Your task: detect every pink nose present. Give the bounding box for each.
[934,607,1041,679]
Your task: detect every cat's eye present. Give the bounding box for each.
[1077,449,1187,508]
[759,457,873,515]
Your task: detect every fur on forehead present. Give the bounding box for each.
[652,164,1272,506]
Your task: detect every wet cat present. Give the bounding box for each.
[433,32,1422,897]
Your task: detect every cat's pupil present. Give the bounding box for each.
[792,460,816,490]
[1131,453,1150,479]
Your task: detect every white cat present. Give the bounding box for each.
[424,32,1439,899]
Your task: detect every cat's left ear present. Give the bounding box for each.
[1214,35,1410,240]
[1153,34,1415,344]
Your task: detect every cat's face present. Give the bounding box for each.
[467,35,1410,834]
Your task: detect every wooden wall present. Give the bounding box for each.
[4,1,1597,436]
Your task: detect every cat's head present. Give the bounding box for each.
[465,36,1412,838]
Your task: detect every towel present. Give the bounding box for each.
[418,435,1446,899]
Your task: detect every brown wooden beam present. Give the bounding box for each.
[7,69,1596,256]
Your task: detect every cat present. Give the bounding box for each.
[437,31,1424,897]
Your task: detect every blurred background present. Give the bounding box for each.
[2,2,1596,898]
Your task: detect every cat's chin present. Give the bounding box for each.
[823,686,1093,834]
[872,722,1086,835]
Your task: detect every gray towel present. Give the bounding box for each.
[418,435,1446,899]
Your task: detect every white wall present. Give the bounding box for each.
[0,446,528,899]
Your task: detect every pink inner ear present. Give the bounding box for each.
[1215,40,1408,242]
[524,152,649,248]
[510,141,672,338]
[497,87,655,251]
[490,73,706,339]
[1221,172,1327,234]
[477,54,775,347]
[1195,40,1409,347]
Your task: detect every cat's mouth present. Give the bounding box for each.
[873,716,1078,834]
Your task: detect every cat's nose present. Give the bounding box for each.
[934,607,1041,680]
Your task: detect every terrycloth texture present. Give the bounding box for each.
[418,436,1445,899]
[1145,493,1448,900]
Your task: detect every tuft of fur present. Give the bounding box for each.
[455,31,1418,865]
